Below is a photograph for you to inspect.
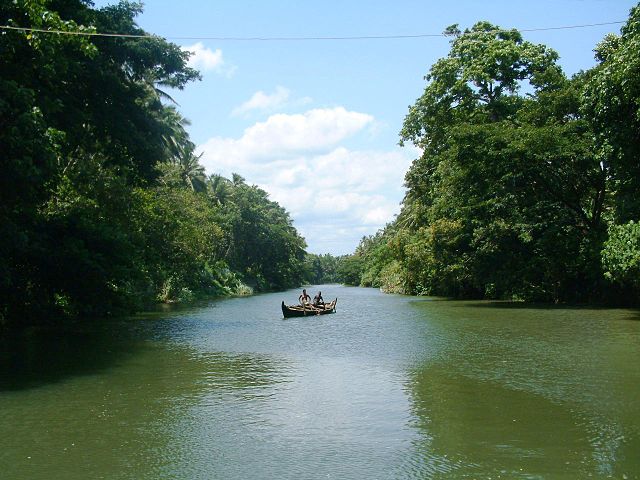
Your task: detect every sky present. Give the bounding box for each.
[95,0,638,255]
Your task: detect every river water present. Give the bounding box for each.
[1,285,639,479]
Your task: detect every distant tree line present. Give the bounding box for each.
[302,252,364,285]
[344,6,640,304]
[0,0,307,330]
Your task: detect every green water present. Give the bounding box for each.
[1,286,639,479]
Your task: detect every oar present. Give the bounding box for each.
[304,302,322,315]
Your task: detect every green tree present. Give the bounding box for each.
[602,221,640,300]
[582,4,640,302]
[130,186,228,303]
[303,253,343,284]
[223,175,307,290]
[0,0,198,327]
[582,4,640,221]
[0,0,312,330]
[208,174,233,206]
[364,21,609,302]
[158,145,207,193]
[336,255,364,286]
[400,21,563,221]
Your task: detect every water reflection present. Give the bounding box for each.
[173,355,414,480]
[0,324,138,391]
[1,289,639,479]
[0,320,292,480]
[403,299,640,479]
[198,352,290,392]
[405,364,594,478]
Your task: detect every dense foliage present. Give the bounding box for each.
[303,253,343,285]
[352,7,640,304]
[0,0,306,330]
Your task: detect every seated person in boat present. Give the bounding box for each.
[313,291,324,307]
[299,289,312,305]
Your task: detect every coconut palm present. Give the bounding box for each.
[177,147,207,193]
[208,174,233,205]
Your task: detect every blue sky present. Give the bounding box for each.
[96,0,638,254]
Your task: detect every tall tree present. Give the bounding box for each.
[581,4,640,300]
[225,176,307,290]
[369,22,607,301]
[0,0,200,326]
[582,5,640,222]
[400,21,563,220]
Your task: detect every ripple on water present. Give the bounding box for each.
[1,287,639,479]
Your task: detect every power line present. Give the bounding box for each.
[520,21,624,33]
[0,20,625,42]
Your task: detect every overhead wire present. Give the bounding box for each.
[0,20,626,42]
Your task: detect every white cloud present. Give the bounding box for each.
[232,86,297,117]
[198,106,412,254]
[199,107,374,169]
[231,86,313,117]
[182,42,236,77]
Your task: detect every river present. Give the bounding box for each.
[1,285,639,479]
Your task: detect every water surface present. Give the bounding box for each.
[1,286,638,479]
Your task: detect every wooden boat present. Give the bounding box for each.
[281,298,337,318]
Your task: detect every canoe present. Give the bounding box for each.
[281,298,337,318]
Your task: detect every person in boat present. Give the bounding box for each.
[313,291,324,307]
[299,289,312,306]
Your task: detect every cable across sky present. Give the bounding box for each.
[0,20,626,41]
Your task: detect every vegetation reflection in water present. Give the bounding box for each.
[403,300,640,479]
[1,286,639,479]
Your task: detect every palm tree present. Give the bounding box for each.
[208,174,233,205]
[158,105,193,163]
[231,173,246,187]
[178,148,207,193]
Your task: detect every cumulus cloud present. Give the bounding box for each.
[232,86,290,116]
[231,86,312,117]
[199,107,374,168]
[198,107,412,254]
[263,148,410,227]
[182,42,236,76]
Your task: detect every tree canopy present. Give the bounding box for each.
[352,11,640,304]
[0,0,307,330]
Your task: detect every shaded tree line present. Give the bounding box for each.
[303,254,340,285]
[0,0,306,330]
[302,253,362,285]
[347,6,640,304]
